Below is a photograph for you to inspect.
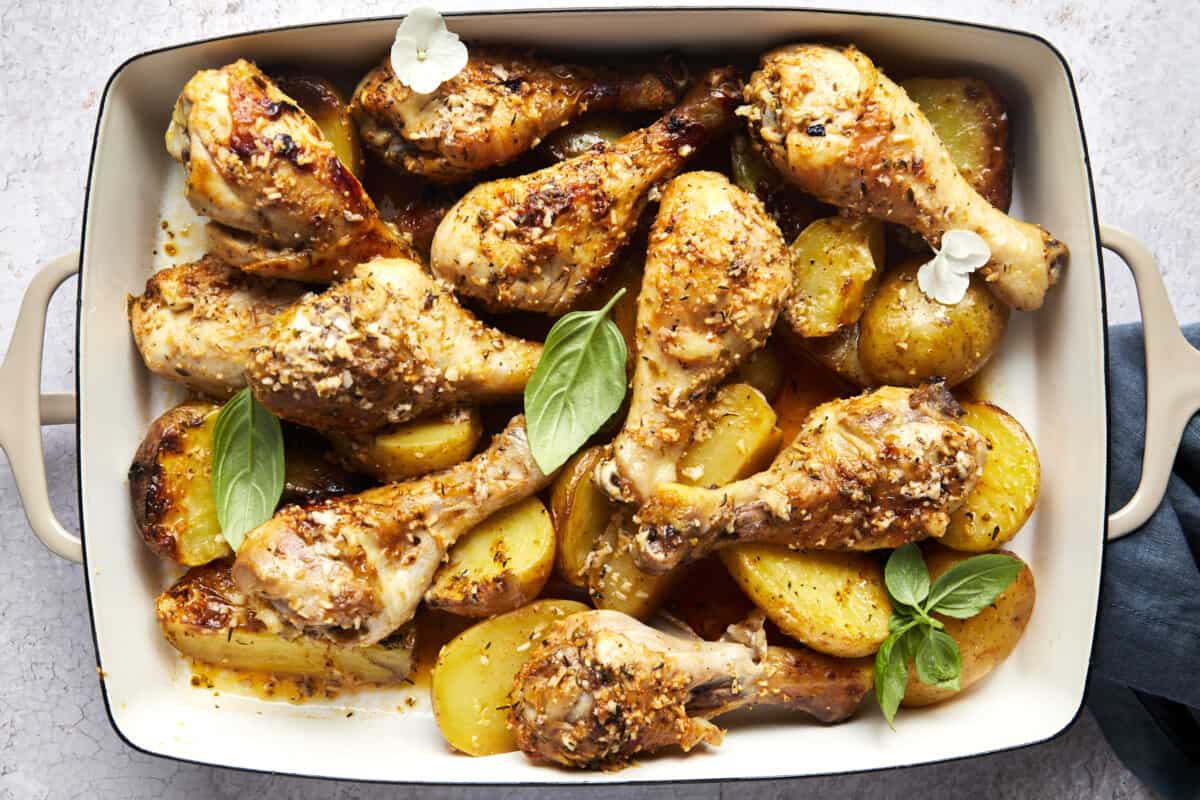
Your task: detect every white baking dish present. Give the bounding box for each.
[4,5,1200,785]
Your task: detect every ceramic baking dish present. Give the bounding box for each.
[4,4,1200,785]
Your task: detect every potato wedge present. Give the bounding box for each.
[720,547,891,657]
[792,324,873,389]
[784,216,885,338]
[858,260,1010,387]
[732,344,785,403]
[901,77,1012,211]
[543,112,634,162]
[273,73,364,177]
[584,512,683,618]
[902,544,1036,707]
[679,383,782,488]
[158,561,415,690]
[329,406,483,483]
[426,497,556,617]
[549,446,609,588]
[431,599,589,756]
[942,402,1040,552]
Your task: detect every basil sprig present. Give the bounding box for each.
[210,387,286,551]
[875,544,1024,725]
[524,289,628,474]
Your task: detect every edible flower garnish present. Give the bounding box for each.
[390,6,469,95]
[916,229,991,305]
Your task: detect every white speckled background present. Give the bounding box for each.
[1,1,1195,797]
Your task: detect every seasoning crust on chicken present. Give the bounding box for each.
[166,59,410,283]
[741,44,1067,310]
[352,48,687,183]
[632,383,987,573]
[246,256,542,433]
[429,67,743,314]
[233,417,549,646]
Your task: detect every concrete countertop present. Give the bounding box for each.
[1,1,1194,797]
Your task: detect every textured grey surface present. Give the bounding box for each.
[1,0,1195,797]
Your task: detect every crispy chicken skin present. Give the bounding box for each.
[166,59,410,283]
[631,383,987,574]
[233,417,549,646]
[741,44,1067,310]
[510,610,872,768]
[351,48,687,183]
[599,171,791,504]
[429,67,743,314]
[127,257,306,398]
[246,256,542,433]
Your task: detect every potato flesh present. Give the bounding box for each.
[679,383,782,488]
[550,447,609,588]
[431,599,589,756]
[786,216,885,337]
[329,406,483,483]
[942,402,1040,552]
[274,73,364,177]
[543,113,632,162]
[426,497,556,617]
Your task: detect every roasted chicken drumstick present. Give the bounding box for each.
[233,416,549,646]
[598,171,791,504]
[247,256,542,433]
[510,610,872,768]
[631,383,986,574]
[166,60,410,283]
[741,44,1067,310]
[429,67,743,314]
[352,47,687,182]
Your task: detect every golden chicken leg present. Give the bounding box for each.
[233,417,549,646]
[599,171,791,504]
[741,44,1067,310]
[246,256,542,433]
[510,609,872,768]
[429,67,744,314]
[352,47,687,182]
[631,384,987,574]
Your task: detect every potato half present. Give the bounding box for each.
[431,599,589,756]
[784,216,885,338]
[329,406,483,483]
[426,497,556,617]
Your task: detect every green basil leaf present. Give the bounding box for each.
[888,611,917,634]
[874,629,912,727]
[914,627,962,690]
[925,553,1024,619]
[524,289,628,474]
[211,387,285,551]
[884,543,930,608]
[898,622,923,665]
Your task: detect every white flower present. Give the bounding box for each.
[390,7,468,95]
[916,229,992,305]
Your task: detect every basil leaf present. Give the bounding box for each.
[524,289,628,474]
[884,543,930,608]
[874,629,912,727]
[888,611,917,634]
[914,627,962,690]
[925,553,1024,619]
[211,388,285,551]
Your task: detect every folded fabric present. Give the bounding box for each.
[1089,322,1200,799]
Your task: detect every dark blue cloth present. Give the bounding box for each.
[1090,323,1200,799]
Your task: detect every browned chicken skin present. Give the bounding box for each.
[429,67,744,314]
[233,417,549,646]
[351,48,687,182]
[741,44,1067,310]
[631,384,986,574]
[598,171,791,504]
[246,256,542,433]
[510,610,873,768]
[166,60,410,282]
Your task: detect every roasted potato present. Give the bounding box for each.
[426,497,556,617]
[542,112,633,162]
[584,513,683,619]
[858,260,1010,387]
[902,77,1012,211]
[732,344,786,403]
[549,446,609,588]
[784,216,885,338]
[942,402,1040,552]
[791,324,873,389]
[329,406,483,483]
[679,383,782,487]
[158,561,415,689]
[721,547,891,657]
[280,426,364,505]
[273,73,364,177]
[902,543,1036,707]
[431,599,589,756]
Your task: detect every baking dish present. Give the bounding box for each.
[4,4,1200,784]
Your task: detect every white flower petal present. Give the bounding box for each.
[918,257,971,305]
[389,7,469,95]
[425,31,469,75]
[942,229,991,270]
[397,6,446,47]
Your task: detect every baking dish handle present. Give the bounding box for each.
[1102,226,1200,540]
[0,251,82,562]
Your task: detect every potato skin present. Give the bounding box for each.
[901,544,1036,707]
[329,406,483,483]
[858,261,1009,387]
[549,446,609,588]
[784,216,885,338]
